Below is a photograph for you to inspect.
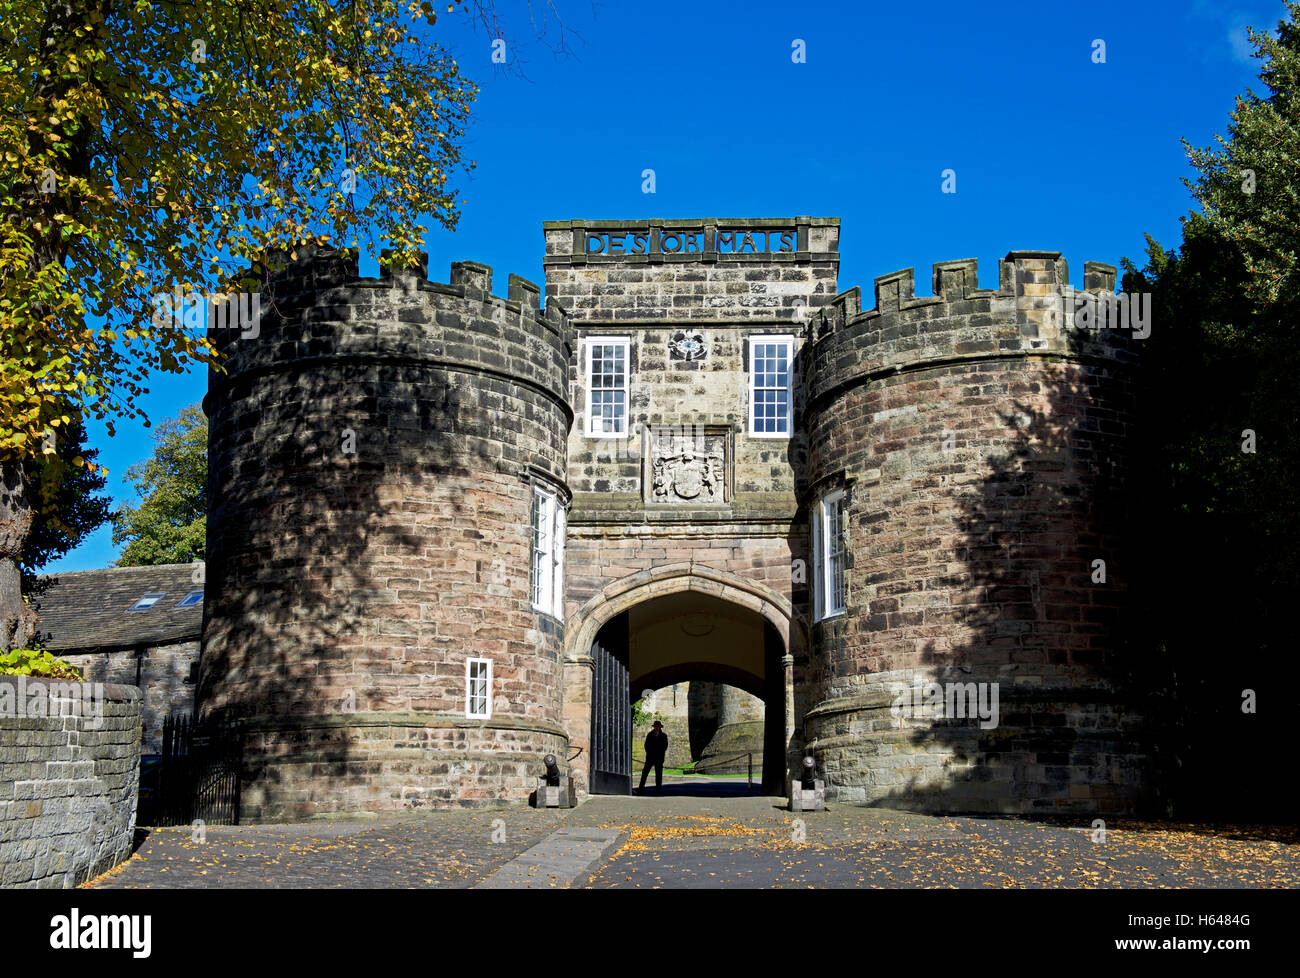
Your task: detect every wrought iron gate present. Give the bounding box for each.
[590,614,631,794]
[139,714,243,826]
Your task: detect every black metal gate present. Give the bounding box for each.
[139,714,244,826]
[590,614,631,794]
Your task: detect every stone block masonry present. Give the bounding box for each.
[196,221,1153,819]
[62,641,197,754]
[200,247,574,819]
[547,220,833,796]
[0,678,142,887]
[801,252,1150,814]
[543,217,839,324]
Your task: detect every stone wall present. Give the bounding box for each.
[801,252,1150,814]
[192,219,1155,818]
[697,684,765,774]
[632,716,692,771]
[565,528,798,624]
[61,641,197,754]
[199,247,574,819]
[0,678,141,887]
[547,220,834,795]
[545,217,838,514]
[633,682,694,768]
[544,218,839,325]
[630,681,763,770]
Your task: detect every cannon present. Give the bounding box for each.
[790,755,825,812]
[801,755,817,790]
[534,753,576,808]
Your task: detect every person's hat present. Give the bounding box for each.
[652,720,663,728]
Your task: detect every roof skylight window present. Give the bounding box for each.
[127,593,165,612]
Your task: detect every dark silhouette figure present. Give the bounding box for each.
[639,720,667,793]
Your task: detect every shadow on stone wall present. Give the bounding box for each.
[195,253,569,818]
[860,320,1154,816]
[868,281,1297,823]
[686,681,718,758]
[198,370,487,816]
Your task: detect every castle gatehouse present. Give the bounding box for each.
[198,217,1151,820]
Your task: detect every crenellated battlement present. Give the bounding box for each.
[252,244,570,335]
[208,245,573,420]
[805,251,1140,410]
[199,218,1152,818]
[819,252,1127,330]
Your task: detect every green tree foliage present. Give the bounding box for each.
[0,647,82,679]
[1181,1,1300,592]
[22,409,109,577]
[1121,4,1300,820]
[111,404,207,566]
[1185,3,1300,311]
[631,697,663,728]
[0,0,479,649]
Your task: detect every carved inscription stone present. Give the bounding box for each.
[582,227,797,257]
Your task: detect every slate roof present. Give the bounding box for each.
[30,564,204,652]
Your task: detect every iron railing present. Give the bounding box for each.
[139,714,244,826]
[687,751,756,794]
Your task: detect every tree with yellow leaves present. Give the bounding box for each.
[0,0,478,648]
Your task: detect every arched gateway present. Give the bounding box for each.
[562,564,802,795]
[199,217,1154,819]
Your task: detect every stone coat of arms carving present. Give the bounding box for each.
[647,428,727,504]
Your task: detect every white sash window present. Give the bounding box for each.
[812,490,846,620]
[748,335,793,437]
[531,485,566,617]
[586,337,630,436]
[466,658,492,718]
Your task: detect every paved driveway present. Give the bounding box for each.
[87,778,1300,889]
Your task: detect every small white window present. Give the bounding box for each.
[531,485,565,617]
[128,593,165,612]
[466,658,491,718]
[812,490,846,620]
[585,337,630,437]
[748,335,793,438]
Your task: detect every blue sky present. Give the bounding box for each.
[47,0,1289,572]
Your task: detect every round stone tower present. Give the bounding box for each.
[801,252,1151,815]
[199,246,573,819]
[697,684,765,774]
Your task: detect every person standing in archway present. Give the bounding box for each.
[639,720,668,794]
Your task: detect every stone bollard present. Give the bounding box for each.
[789,756,825,812]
